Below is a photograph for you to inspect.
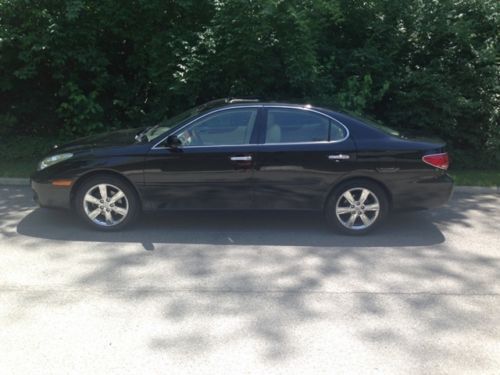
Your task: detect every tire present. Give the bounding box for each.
[74,174,139,231]
[325,179,389,235]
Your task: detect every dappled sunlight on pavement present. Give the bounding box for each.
[0,187,499,374]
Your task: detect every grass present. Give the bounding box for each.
[0,160,37,178]
[1,135,499,186]
[0,158,498,187]
[0,135,61,178]
[449,169,500,187]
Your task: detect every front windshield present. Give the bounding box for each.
[141,99,232,142]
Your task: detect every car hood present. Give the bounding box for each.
[53,128,141,153]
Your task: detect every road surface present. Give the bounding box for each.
[1,186,499,374]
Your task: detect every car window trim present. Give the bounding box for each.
[151,105,350,150]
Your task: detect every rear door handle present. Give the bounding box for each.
[230,156,252,161]
[328,154,350,160]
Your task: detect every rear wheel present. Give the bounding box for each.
[325,180,388,235]
[75,175,139,231]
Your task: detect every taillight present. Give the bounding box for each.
[422,152,449,170]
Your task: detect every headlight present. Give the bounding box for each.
[37,153,73,171]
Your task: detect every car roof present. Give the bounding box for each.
[207,98,386,123]
[211,98,326,111]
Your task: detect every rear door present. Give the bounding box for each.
[252,107,357,210]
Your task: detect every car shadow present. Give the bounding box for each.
[16,207,445,249]
[5,187,500,370]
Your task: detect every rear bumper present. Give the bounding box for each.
[391,173,454,211]
[31,179,72,209]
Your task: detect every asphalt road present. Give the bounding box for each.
[0,186,499,374]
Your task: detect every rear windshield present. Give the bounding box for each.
[364,119,401,137]
[342,110,402,137]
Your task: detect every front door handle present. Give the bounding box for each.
[328,154,350,160]
[230,156,252,162]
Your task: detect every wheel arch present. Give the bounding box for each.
[70,169,143,210]
[323,175,393,210]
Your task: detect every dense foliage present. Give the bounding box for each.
[1,0,498,167]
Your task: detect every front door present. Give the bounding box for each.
[144,107,261,210]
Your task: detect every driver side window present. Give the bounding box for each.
[176,108,258,147]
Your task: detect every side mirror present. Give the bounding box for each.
[165,135,182,149]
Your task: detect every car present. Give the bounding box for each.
[31,98,453,234]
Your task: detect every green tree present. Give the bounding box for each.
[1,0,498,167]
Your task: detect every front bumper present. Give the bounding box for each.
[31,179,72,209]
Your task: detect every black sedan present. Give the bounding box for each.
[31,99,453,234]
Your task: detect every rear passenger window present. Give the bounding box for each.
[264,109,346,144]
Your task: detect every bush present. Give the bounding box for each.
[1,0,498,168]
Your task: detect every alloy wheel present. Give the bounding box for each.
[83,183,129,227]
[335,187,380,230]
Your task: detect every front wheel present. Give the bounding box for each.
[325,180,389,235]
[74,175,139,231]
